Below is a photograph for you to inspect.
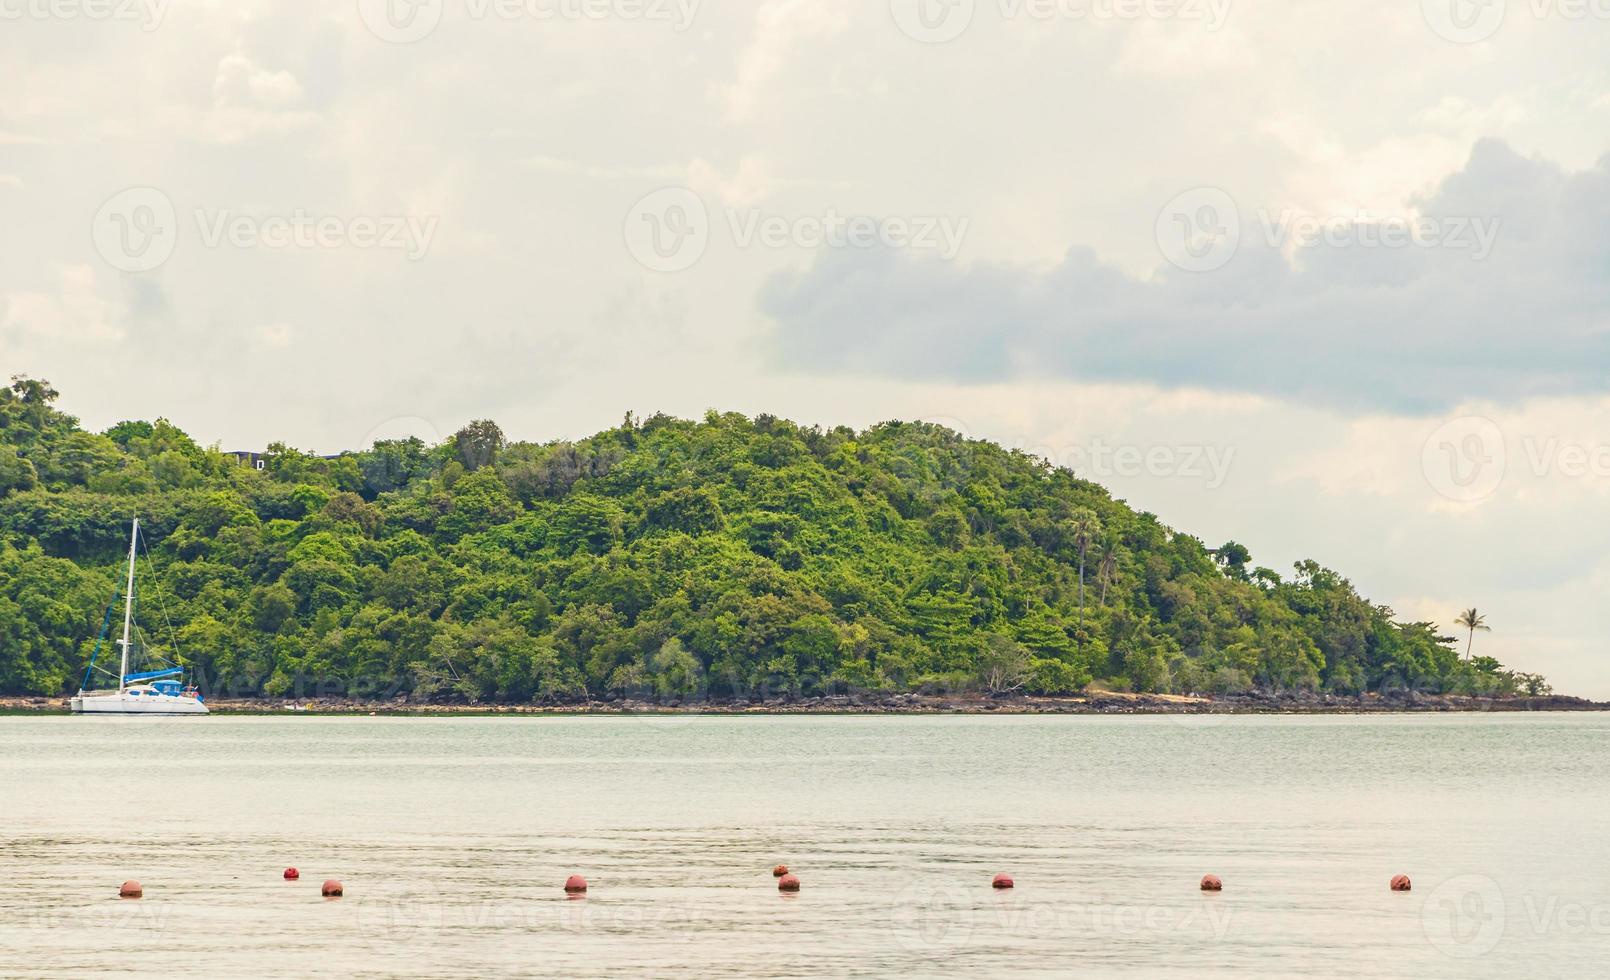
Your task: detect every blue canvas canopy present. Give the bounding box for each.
[124,668,184,683]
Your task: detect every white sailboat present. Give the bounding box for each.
[68,517,208,716]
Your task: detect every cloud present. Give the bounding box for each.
[760,140,1610,413]
[206,50,317,142]
[1,265,128,344]
[716,0,848,124]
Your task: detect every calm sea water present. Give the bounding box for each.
[2,713,1608,978]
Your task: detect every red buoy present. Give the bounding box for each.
[1200,874,1222,892]
[321,879,344,897]
[777,874,801,892]
[1390,874,1412,892]
[992,873,1014,889]
[119,880,142,899]
[564,875,588,894]
[283,868,300,881]
[772,864,789,878]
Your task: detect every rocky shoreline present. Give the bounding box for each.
[4,690,1605,715]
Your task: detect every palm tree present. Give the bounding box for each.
[1454,608,1490,661]
[1097,549,1118,607]
[1069,513,1099,644]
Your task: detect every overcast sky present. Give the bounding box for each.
[2,0,1608,695]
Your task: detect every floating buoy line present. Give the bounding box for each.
[112,869,1421,899]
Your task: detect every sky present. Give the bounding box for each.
[2,0,1608,695]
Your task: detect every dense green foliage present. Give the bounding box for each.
[0,377,1548,702]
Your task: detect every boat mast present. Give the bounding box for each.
[118,517,138,693]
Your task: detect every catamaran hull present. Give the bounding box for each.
[69,693,208,715]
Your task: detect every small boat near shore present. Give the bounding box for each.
[68,517,207,716]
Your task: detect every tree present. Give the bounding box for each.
[1453,607,1490,661]
[648,637,703,699]
[9,376,60,433]
[454,420,506,472]
[976,634,1030,694]
[0,446,38,496]
[1068,510,1099,640]
[1214,541,1251,580]
[1097,549,1118,607]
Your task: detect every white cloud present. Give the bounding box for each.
[760,141,1610,413]
[213,51,305,110]
[206,50,316,143]
[716,0,848,124]
[1,266,127,344]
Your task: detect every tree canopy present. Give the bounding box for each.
[0,376,1545,703]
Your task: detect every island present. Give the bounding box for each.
[0,376,1578,713]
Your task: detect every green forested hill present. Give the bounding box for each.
[0,377,1544,702]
